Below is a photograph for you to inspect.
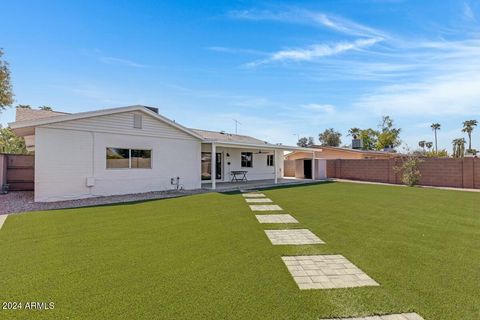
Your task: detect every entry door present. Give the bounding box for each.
[215,153,222,180]
[303,159,312,179]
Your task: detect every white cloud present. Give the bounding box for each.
[301,103,335,113]
[228,8,388,39]
[246,38,381,67]
[98,56,146,68]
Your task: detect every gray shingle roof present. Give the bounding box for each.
[190,129,271,145]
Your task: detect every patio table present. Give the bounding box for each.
[230,170,248,182]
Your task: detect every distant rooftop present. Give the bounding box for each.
[15,108,70,122]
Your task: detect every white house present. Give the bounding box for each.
[9,105,317,202]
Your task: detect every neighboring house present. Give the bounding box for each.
[284,146,398,178]
[9,105,313,202]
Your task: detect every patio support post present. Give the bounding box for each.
[274,149,278,184]
[312,151,316,180]
[211,143,216,190]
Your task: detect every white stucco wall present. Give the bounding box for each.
[34,112,201,202]
[200,144,284,182]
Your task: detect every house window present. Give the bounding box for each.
[267,154,274,166]
[241,152,253,168]
[106,148,151,169]
[131,149,151,168]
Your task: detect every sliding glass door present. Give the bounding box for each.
[201,152,222,180]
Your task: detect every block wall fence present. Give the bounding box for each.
[326,157,479,189]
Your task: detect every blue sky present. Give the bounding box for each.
[1,0,480,151]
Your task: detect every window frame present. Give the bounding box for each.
[267,154,274,167]
[106,147,152,170]
[241,152,253,168]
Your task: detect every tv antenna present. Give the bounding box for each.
[233,119,242,134]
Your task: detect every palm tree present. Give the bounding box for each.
[452,138,466,158]
[39,106,53,111]
[431,123,440,153]
[425,142,433,151]
[462,120,478,151]
[418,140,426,151]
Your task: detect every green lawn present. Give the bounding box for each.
[0,182,479,319]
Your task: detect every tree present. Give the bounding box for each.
[39,106,53,111]
[16,104,31,109]
[462,120,478,151]
[0,125,27,154]
[348,127,361,139]
[394,153,423,187]
[425,149,448,158]
[318,128,342,147]
[418,140,426,151]
[0,49,14,112]
[425,142,433,151]
[430,123,440,153]
[376,116,401,151]
[452,138,466,158]
[297,136,314,148]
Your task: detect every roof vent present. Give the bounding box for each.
[220,131,226,134]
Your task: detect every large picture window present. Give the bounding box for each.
[241,152,253,168]
[106,148,151,169]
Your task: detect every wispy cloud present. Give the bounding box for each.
[206,46,268,56]
[228,8,389,38]
[98,56,146,68]
[463,2,476,21]
[300,103,335,113]
[246,38,381,67]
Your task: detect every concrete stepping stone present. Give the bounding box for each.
[242,193,266,198]
[245,198,273,203]
[255,214,299,224]
[0,214,8,230]
[319,313,424,320]
[249,204,283,211]
[282,255,379,290]
[265,229,324,245]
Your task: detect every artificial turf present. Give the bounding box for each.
[0,182,478,319]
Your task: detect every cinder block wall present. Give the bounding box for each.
[326,158,479,189]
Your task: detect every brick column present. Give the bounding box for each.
[462,157,474,189]
[388,158,397,184]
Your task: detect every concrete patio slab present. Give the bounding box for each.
[319,313,424,320]
[249,204,283,211]
[242,193,266,198]
[255,214,299,224]
[245,198,273,203]
[265,229,324,245]
[282,255,379,289]
[0,214,8,230]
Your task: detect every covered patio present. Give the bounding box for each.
[198,132,318,190]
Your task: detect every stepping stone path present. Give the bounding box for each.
[249,204,283,211]
[0,214,8,230]
[265,229,325,245]
[242,193,265,198]
[319,313,424,320]
[281,255,379,289]
[245,198,273,203]
[238,190,421,318]
[255,214,299,224]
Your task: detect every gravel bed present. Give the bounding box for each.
[0,189,207,215]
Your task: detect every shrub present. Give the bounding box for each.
[395,155,424,187]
